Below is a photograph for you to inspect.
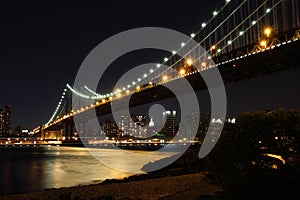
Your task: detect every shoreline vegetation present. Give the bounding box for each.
[1,109,299,199]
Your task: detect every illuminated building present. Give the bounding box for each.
[161,111,177,138]
[101,120,118,139]
[118,115,147,138]
[0,105,12,136]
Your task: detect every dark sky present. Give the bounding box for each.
[0,1,299,129]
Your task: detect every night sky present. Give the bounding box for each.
[0,1,299,129]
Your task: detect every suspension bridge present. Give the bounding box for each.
[32,0,300,143]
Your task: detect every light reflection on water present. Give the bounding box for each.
[41,146,135,189]
[0,146,177,195]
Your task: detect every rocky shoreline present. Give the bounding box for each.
[0,172,221,200]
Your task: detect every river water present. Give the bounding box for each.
[0,146,177,195]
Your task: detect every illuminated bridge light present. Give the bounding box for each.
[213,11,218,16]
[186,58,193,66]
[181,42,185,47]
[217,49,221,53]
[239,31,244,36]
[162,75,168,82]
[266,8,271,13]
[260,40,267,48]
[226,0,231,2]
[115,88,121,93]
[201,23,206,28]
[264,27,272,37]
[227,40,232,45]
[156,64,161,68]
[211,45,216,50]
[164,57,168,62]
[149,69,154,73]
[252,20,257,25]
[172,50,176,55]
[179,68,186,76]
[190,33,195,38]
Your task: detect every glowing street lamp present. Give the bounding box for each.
[264,27,272,37]
[162,75,168,82]
[186,58,193,66]
[260,40,267,48]
[116,92,122,98]
[179,68,186,76]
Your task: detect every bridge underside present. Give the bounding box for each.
[42,39,300,138]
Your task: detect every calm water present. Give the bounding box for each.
[0,145,177,195]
